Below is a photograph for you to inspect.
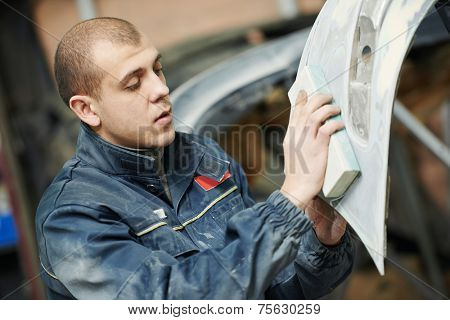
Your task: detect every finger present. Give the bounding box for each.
[316,120,345,146]
[305,93,333,114]
[291,90,307,122]
[308,105,341,137]
[294,89,308,108]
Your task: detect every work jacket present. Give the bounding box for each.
[35,122,354,299]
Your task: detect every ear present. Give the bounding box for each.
[69,95,101,127]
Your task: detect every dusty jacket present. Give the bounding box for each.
[35,122,355,299]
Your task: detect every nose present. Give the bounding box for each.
[147,73,169,103]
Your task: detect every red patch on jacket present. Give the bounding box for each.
[194,170,231,191]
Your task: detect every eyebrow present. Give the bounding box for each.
[119,53,162,86]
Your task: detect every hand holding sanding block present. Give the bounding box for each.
[288,65,360,199]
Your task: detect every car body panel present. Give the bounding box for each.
[288,0,437,274]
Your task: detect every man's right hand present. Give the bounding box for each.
[281,90,344,210]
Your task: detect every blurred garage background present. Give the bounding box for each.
[0,0,449,299]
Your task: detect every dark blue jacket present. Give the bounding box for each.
[35,122,354,299]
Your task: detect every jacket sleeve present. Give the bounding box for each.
[229,158,355,300]
[42,190,312,299]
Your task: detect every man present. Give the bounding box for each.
[36,17,354,299]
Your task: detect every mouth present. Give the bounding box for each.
[154,109,172,126]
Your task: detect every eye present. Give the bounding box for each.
[154,67,163,75]
[125,77,141,91]
[154,61,164,76]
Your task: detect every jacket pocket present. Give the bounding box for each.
[125,209,199,259]
[210,192,245,228]
[186,183,245,248]
[136,222,199,259]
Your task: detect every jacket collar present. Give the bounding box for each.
[75,122,164,177]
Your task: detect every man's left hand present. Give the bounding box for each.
[305,197,347,246]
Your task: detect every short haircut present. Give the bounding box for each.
[54,17,141,106]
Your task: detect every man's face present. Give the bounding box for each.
[90,36,175,148]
